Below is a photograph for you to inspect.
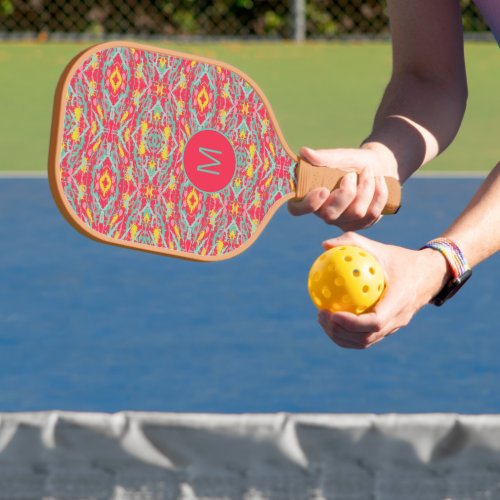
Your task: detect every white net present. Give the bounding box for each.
[1,412,500,499]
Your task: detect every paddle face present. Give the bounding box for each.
[49,42,298,261]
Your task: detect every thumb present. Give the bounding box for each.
[299,146,329,166]
[322,231,369,250]
[299,146,365,171]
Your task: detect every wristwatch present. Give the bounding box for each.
[421,238,472,306]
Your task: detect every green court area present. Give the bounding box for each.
[0,41,497,173]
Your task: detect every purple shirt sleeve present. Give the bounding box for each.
[473,0,500,45]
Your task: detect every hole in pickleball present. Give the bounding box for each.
[342,295,351,304]
[378,284,382,291]
[322,286,332,299]
[334,277,344,287]
[359,251,367,257]
[362,285,369,293]
[313,294,322,308]
[313,271,321,282]
[356,306,366,314]
[369,267,376,275]
[352,269,360,277]
[344,256,352,262]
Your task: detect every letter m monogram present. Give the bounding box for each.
[197,147,222,176]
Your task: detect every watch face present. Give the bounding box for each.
[432,269,472,306]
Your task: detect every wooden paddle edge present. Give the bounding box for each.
[47,41,299,262]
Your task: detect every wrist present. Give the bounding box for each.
[418,248,452,303]
[420,238,472,306]
[361,141,399,178]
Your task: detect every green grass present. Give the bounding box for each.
[0,41,497,172]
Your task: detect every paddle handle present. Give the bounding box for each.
[295,158,401,215]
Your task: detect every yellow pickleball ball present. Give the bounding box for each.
[308,245,385,314]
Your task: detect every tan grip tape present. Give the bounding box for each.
[295,158,401,215]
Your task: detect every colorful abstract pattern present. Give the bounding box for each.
[59,45,297,258]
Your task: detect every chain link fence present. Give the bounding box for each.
[0,0,491,40]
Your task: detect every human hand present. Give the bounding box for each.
[288,145,399,231]
[316,232,451,349]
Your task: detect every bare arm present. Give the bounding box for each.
[442,162,500,267]
[364,0,468,181]
[290,0,468,226]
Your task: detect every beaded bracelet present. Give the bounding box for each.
[421,237,472,306]
[421,238,470,278]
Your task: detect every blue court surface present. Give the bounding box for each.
[0,176,498,413]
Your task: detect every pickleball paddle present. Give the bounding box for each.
[48,41,401,262]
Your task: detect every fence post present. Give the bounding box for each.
[293,0,306,42]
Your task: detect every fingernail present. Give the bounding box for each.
[319,189,329,200]
[300,146,314,157]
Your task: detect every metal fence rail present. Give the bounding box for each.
[0,0,490,40]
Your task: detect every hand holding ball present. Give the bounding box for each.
[308,245,385,314]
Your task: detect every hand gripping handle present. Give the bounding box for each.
[295,158,401,215]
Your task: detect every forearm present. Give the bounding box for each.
[361,0,467,182]
[363,73,467,181]
[441,162,500,267]
[413,163,500,307]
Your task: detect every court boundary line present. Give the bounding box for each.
[0,170,488,179]
[414,170,487,178]
[0,171,48,178]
